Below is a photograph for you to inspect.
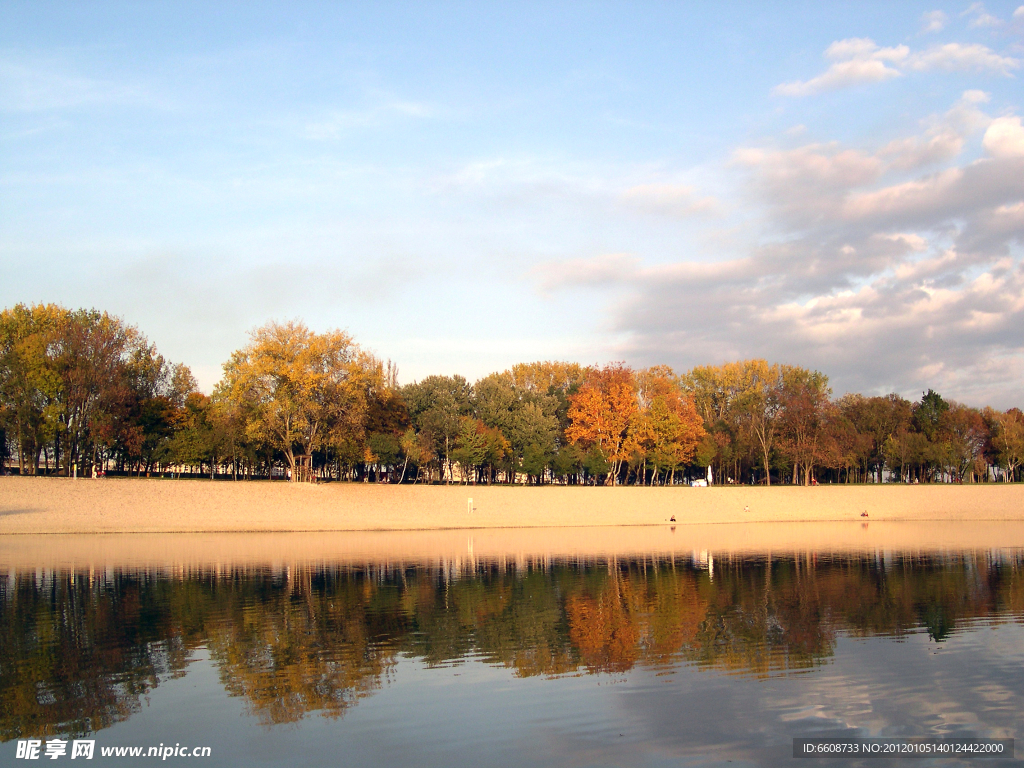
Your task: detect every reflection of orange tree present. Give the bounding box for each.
[558,564,708,674]
[558,560,827,677]
[566,578,639,673]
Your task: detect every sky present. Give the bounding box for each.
[2,2,1023,406]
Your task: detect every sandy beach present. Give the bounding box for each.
[1,476,1023,535]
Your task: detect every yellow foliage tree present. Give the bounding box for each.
[220,321,378,480]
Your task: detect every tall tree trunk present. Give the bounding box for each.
[285,448,296,481]
[17,422,24,476]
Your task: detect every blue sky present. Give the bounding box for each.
[2,2,1023,406]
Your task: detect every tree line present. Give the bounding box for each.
[1,303,1022,484]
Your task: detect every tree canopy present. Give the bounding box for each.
[2,302,1022,485]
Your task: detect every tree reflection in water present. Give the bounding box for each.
[2,551,1022,739]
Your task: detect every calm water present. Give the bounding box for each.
[3,542,1024,766]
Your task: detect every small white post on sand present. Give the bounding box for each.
[468,498,473,514]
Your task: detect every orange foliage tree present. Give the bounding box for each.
[625,366,706,484]
[565,364,637,484]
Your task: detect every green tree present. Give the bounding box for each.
[401,375,472,482]
[452,417,489,483]
[167,392,217,475]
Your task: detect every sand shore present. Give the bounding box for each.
[1,476,1023,535]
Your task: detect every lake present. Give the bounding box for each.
[2,525,1022,766]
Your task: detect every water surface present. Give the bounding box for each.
[2,527,1023,766]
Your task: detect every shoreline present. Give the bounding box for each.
[2,476,1023,535]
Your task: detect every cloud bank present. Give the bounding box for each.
[537,93,1024,406]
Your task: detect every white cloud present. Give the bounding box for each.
[735,94,1015,232]
[906,43,1020,75]
[843,169,963,221]
[773,36,1020,98]
[772,39,906,96]
[982,115,1024,157]
[874,90,991,170]
[921,10,948,33]
[963,2,1002,28]
[733,145,882,188]
[732,144,882,226]
[880,129,961,171]
[824,38,907,63]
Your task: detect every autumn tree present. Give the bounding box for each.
[359,360,410,481]
[451,417,487,482]
[510,361,587,479]
[48,308,148,474]
[683,360,797,484]
[880,426,928,483]
[221,321,375,481]
[989,408,1024,482]
[471,372,519,481]
[0,303,64,474]
[166,392,216,474]
[209,389,252,480]
[0,303,186,476]
[565,364,637,485]
[840,393,914,482]
[938,403,989,482]
[777,366,832,485]
[626,366,705,484]
[509,361,586,397]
